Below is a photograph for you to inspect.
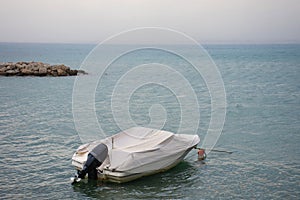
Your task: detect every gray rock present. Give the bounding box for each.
[0,64,6,69]
[57,68,67,76]
[20,68,33,75]
[0,66,7,72]
[6,70,18,75]
[0,61,86,76]
[68,69,78,76]
[38,67,47,76]
[16,64,23,68]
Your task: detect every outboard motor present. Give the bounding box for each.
[72,143,108,184]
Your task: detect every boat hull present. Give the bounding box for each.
[97,146,194,183]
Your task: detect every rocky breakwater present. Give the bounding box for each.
[0,62,87,76]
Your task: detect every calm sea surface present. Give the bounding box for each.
[0,43,299,199]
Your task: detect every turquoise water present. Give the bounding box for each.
[0,43,299,199]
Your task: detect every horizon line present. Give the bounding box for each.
[0,41,300,45]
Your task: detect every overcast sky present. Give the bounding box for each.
[0,0,299,44]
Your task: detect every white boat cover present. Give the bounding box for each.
[73,127,200,174]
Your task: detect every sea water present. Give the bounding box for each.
[0,43,299,199]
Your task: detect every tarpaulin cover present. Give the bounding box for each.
[74,127,200,174]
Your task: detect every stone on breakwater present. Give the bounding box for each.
[0,61,87,77]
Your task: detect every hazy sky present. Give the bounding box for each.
[0,0,299,44]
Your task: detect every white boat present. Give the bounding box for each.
[71,127,200,183]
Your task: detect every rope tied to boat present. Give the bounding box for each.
[194,147,233,160]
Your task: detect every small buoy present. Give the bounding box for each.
[197,148,206,160]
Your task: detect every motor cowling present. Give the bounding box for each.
[77,143,108,180]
